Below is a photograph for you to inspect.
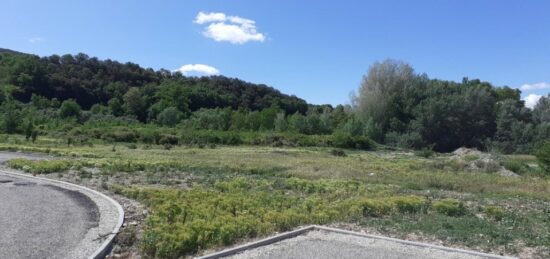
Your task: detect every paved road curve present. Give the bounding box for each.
[0,152,122,259]
[0,173,100,259]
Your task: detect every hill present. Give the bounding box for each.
[0,48,308,114]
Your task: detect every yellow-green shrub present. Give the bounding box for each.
[484,205,505,221]
[7,158,75,174]
[433,199,466,216]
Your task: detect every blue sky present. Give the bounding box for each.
[2,0,549,107]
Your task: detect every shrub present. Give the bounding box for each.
[535,141,550,174]
[102,127,138,142]
[157,107,183,127]
[331,133,373,150]
[391,196,427,213]
[360,199,394,217]
[484,206,505,221]
[433,199,466,216]
[126,143,137,149]
[7,158,75,174]
[159,134,179,145]
[501,159,527,175]
[59,99,82,118]
[330,149,347,157]
[414,148,434,158]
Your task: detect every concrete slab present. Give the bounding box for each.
[198,226,514,259]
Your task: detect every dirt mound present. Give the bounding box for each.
[451,147,518,177]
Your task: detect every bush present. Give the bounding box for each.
[331,133,374,150]
[159,134,179,145]
[360,199,394,217]
[126,143,137,149]
[102,127,138,142]
[535,141,550,174]
[433,199,466,216]
[7,158,75,174]
[59,99,82,118]
[330,149,347,157]
[392,196,427,213]
[157,107,183,127]
[484,206,505,221]
[415,148,434,158]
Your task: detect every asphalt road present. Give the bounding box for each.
[0,152,102,259]
[0,174,100,259]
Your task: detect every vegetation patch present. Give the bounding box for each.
[433,199,466,217]
[7,158,76,174]
[115,178,429,258]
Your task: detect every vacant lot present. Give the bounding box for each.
[1,135,549,258]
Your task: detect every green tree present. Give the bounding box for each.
[123,88,146,121]
[1,98,19,133]
[535,141,550,174]
[157,107,183,127]
[59,99,82,118]
[533,94,550,123]
[354,59,417,133]
[108,98,124,117]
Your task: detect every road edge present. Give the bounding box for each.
[0,169,125,259]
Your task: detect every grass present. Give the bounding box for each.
[1,135,550,258]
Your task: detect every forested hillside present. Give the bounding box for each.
[0,49,308,114]
[0,49,549,154]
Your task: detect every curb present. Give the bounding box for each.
[0,169,125,259]
[197,225,515,259]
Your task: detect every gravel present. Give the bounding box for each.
[226,229,493,259]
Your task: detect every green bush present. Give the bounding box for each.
[331,133,373,150]
[102,127,138,142]
[414,148,434,158]
[7,158,75,174]
[433,199,466,216]
[484,206,505,221]
[360,199,394,217]
[330,149,347,157]
[535,141,550,174]
[392,196,427,213]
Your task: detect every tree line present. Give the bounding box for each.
[0,49,548,153]
[353,59,550,152]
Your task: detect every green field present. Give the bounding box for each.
[1,135,549,258]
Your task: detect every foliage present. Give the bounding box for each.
[433,199,466,217]
[116,178,429,258]
[535,141,550,174]
[59,99,81,118]
[7,158,76,174]
[156,107,183,127]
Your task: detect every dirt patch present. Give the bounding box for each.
[451,147,518,177]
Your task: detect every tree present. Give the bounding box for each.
[354,59,416,133]
[533,94,550,123]
[108,98,124,116]
[535,141,550,174]
[123,88,146,121]
[59,99,81,118]
[491,99,534,153]
[1,98,19,133]
[157,107,183,127]
[274,112,288,132]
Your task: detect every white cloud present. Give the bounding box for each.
[195,12,226,24]
[28,37,45,44]
[523,94,542,109]
[194,12,265,44]
[173,64,219,76]
[520,82,550,91]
